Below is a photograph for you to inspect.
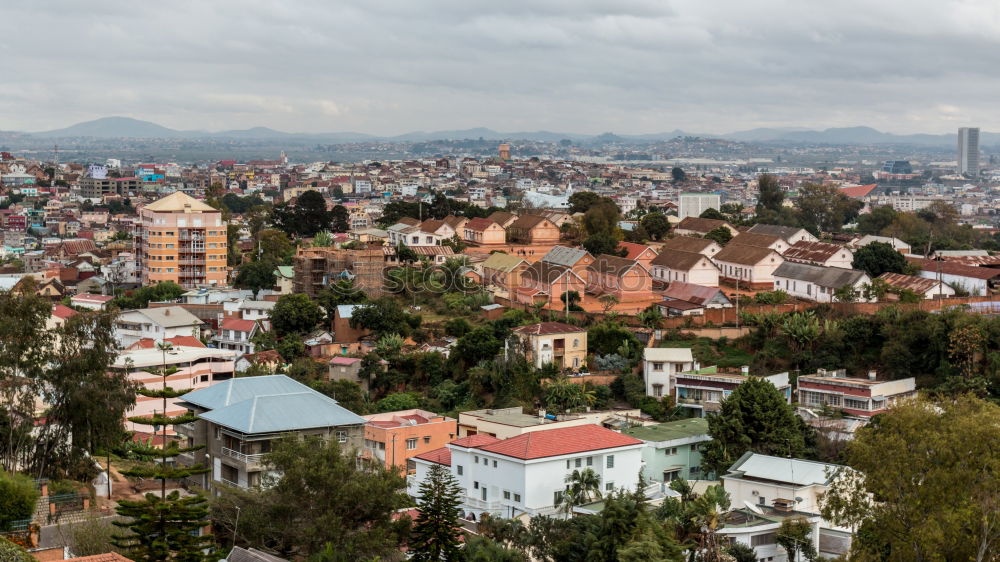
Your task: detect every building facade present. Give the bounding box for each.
[135,192,228,288]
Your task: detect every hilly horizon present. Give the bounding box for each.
[24,116,987,147]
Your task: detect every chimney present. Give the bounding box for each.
[164,308,170,316]
[868,370,877,381]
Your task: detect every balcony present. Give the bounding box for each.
[221,447,266,468]
[218,477,243,488]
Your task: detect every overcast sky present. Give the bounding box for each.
[2,0,998,135]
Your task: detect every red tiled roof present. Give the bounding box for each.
[839,184,878,198]
[414,446,451,466]
[329,356,362,365]
[449,434,501,448]
[72,293,114,303]
[474,424,642,460]
[221,317,257,332]
[465,217,498,231]
[52,304,78,320]
[165,336,206,348]
[617,242,656,261]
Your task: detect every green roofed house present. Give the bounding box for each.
[623,417,712,483]
[175,375,366,493]
[273,265,295,294]
[480,252,530,295]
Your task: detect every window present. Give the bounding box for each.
[751,532,776,547]
[586,456,593,466]
[690,466,701,477]
[423,436,431,443]
[474,455,479,463]
[493,460,497,468]
[457,465,464,475]
[575,458,582,468]
[481,487,487,501]
[567,459,571,469]
[406,438,418,450]
[652,362,664,371]
[474,481,479,489]
[337,431,347,443]
[503,490,510,499]
[606,455,614,468]
[513,493,521,502]
[573,338,580,348]
[605,482,614,491]
[845,397,869,410]
[758,496,765,505]
[482,457,489,465]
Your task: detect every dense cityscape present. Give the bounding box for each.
[3,1,1000,561]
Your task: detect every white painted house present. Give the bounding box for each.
[114,306,203,349]
[649,249,720,287]
[772,262,870,303]
[642,347,697,398]
[720,452,855,561]
[409,425,644,521]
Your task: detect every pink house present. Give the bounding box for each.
[586,254,653,302]
[618,242,658,269]
[516,261,586,308]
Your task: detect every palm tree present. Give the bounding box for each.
[555,468,602,516]
[692,485,731,562]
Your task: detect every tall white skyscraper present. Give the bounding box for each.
[678,193,722,219]
[958,127,980,176]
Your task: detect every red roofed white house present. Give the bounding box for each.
[409,424,643,520]
[212,317,260,356]
[70,293,114,311]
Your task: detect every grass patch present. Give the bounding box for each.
[660,338,753,369]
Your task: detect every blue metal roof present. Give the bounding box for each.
[183,375,365,434]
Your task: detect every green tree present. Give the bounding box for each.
[256,228,295,264]
[856,205,897,235]
[330,205,350,232]
[316,280,368,325]
[704,226,732,245]
[233,260,277,294]
[756,173,784,213]
[701,377,806,476]
[699,208,726,221]
[444,317,471,338]
[453,326,502,366]
[671,167,687,183]
[350,298,411,339]
[463,536,527,561]
[852,241,907,278]
[271,293,324,337]
[822,396,1000,562]
[567,191,603,214]
[776,517,817,562]
[310,379,368,414]
[375,392,421,412]
[833,284,858,302]
[410,464,464,562]
[111,281,186,309]
[795,182,862,233]
[113,342,214,560]
[0,471,38,531]
[582,200,621,238]
[640,212,671,240]
[583,232,623,257]
[210,436,409,559]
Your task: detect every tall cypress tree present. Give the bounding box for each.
[410,464,463,561]
[112,342,215,560]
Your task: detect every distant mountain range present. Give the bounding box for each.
[20,116,993,147]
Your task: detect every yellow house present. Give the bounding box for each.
[513,321,588,370]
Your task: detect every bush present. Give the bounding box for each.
[594,354,628,372]
[0,538,33,561]
[0,471,38,531]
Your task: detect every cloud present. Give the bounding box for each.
[0,0,997,135]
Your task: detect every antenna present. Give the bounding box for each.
[52,144,59,164]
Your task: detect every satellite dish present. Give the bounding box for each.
[794,497,804,503]
[744,500,764,515]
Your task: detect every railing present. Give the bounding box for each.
[221,447,265,466]
[177,259,206,265]
[218,477,243,488]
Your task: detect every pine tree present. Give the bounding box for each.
[410,464,463,561]
[112,342,214,561]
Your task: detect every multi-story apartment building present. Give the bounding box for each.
[175,375,366,493]
[80,176,141,200]
[958,127,980,176]
[362,409,458,470]
[292,246,385,298]
[135,192,228,288]
[797,369,916,419]
[113,344,236,437]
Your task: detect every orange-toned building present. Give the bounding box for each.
[136,192,228,288]
[362,409,458,470]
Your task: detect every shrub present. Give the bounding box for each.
[0,471,38,531]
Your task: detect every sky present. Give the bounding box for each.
[2,0,999,136]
